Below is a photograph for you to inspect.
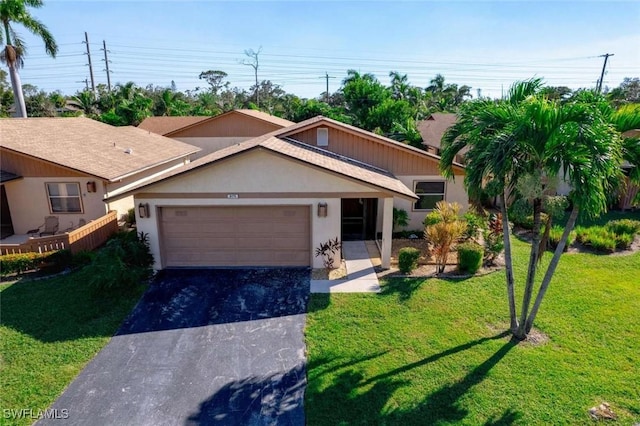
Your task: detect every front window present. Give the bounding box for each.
[413,181,445,210]
[46,183,83,213]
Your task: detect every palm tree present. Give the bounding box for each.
[0,0,57,117]
[440,79,627,340]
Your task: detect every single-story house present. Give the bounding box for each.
[0,117,200,239]
[138,109,294,159]
[109,115,467,270]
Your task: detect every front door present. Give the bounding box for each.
[341,198,378,241]
[0,185,14,239]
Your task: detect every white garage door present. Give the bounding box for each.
[159,206,311,267]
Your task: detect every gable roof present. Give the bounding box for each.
[161,109,295,137]
[417,113,458,149]
[0,117,200,181]
[275,115,465,169]
[106,131,417,201]
[138,116,209,135]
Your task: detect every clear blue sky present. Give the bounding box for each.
[12,0,640,99]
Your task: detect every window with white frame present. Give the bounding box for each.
[46,182,83,213]
[413,181,446,210]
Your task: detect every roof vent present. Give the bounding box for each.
[317,128,328,147]
[125,148,133,154]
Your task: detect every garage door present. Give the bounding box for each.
[160,206,311,267]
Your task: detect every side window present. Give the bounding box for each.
[413,181,445,211]
[46,182,83,213]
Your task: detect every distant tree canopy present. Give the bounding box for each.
[2,69,637,152]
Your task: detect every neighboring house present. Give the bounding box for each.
[0,117,199,239]
[109,115,467,271]
[138,109,294,159]
[417,112,458,155]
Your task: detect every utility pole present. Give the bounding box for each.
[76,78,89,91]
[596,53,614,93]
[101,40,112,91]
[83,32,96,93]
[318,72,336,102]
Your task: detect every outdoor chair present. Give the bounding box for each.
[27,216,59,237]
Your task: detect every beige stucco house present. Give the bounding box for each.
[111,115,467,271]
[138,109,294,159]
[0,117,199,239]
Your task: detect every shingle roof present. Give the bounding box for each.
[417,113,458,149]
[0,117,200,181]
[232,109,295,128]
[105,133,417,201]
[138,116,210,135]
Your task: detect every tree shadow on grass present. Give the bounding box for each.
[379,277,427,301]
[0,271,145,343]
[306,332,521,425]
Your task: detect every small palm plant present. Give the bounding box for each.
[424,201,467,274]
[314,237,342,269]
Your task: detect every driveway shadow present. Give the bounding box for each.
[118,268,310,335]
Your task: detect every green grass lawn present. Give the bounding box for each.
[0,271,145,426]
[305,237,640,425]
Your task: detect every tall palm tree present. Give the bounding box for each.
[441,80,626,340]
[0,0,57,117]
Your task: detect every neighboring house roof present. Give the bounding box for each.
[417,113,458,149]
[231,109,295,128]
[143,109,295,137]
[138,116,209,135]
[0,117,200,182]
[0,170,21,183]
[106,132,417,201]
[275,115,466,170]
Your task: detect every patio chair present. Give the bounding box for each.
[27,216,59,237]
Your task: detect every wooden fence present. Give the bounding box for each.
[619,177,639,210]
[0,211,119,255]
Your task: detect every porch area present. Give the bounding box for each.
[0,211,119,255]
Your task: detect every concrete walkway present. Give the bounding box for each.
[310,241,381,293]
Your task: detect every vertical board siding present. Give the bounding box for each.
[286,127,448,175]
[0,149,87,178]
[171,114,280,138]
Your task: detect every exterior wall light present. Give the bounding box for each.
[86,181,97,193]
[317,202,328,217]
[138,203,150,218]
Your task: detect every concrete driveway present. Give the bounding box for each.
[40,268,310,426]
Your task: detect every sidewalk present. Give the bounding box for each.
[310,241,380,293]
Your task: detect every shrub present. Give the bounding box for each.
[483,213,504,265]
[393,208,409,230]
[126,208,136,226]
[424,202,467,274]
[0,252,41,275]
[314,237,342,269]
[457,242,483,274]
[575,226,617,253]
[463,210,485,242]
[614,232,634,250]
[606,219,640,236]
[72,250,95,267]
[0,250,73,276]
[548,226,576,251]
[423,211,441,227]
[518,213,549,230]
[398,247,420,274]
[508,198,531,226]
[87,231,153,295]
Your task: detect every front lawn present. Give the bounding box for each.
[0,272,145,426]
[305,237,640,425]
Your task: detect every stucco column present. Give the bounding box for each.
[381,197,393,269]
